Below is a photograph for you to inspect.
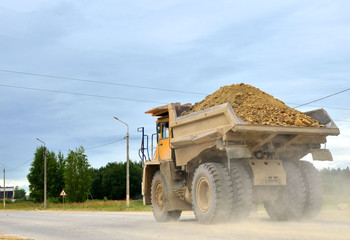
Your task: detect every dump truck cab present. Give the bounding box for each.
[143,103,177,162]
[140,103,191,209]
[155,117,171,161]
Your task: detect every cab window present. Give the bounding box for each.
[156,122,161,142]
[162,121,169,139]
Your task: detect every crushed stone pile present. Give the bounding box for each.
[185,83,321,127]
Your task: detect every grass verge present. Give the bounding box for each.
[0,199,152,211]
[2,195,349,212]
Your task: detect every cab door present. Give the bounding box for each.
[157,119,171,160]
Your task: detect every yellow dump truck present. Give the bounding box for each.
[138,103,339,224]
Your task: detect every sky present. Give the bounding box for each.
[0,0,349,191]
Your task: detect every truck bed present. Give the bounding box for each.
[170,103,339,166]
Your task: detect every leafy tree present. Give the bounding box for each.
[90,168,103,199]
[27,146,62,202]
[14,186,26,200]
[321,167,350,196]
[27,147,44,202]
[101,162,126,200]
[46,151,62,199]
[129,161,142,199]
[64,146,92,202]
[57,151,66,193]
[90,160,142,200]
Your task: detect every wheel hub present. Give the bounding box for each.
[155,182,165,210]
[196,177,211,212]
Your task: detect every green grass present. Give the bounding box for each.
[2,195,349,212]
[0,199,152,211]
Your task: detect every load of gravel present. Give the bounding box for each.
[185,83,321,127]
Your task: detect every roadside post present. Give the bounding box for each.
[60,190,67,205]
[0,162,5,208]
[113,116,130,208]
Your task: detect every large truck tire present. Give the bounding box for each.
[300,160,323,218]
[151,171,182,222]
[264,161,306,221]
[191,162,234,224]
[230,161,254,219]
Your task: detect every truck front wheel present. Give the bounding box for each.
[192,162,234,224]
[151,171,181,222]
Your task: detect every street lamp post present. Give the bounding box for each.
[0,162,5,208]
[36,138,47,209]
[113,116,130,207]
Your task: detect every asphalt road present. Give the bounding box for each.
[0,210,349,240]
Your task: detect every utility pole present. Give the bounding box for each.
[0,162,5,208]
[36,138,47,209]
[113,116,130,207]
[3,168,5,208]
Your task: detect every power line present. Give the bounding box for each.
[0,83,167,104]
[334,119,350,123]
[7,159,31,172]
[287,103,350,111]
[1,69,349,111]
[3,82,348,111]
[294,88,350,108]
[0,69,207,96]
[6,139,127,172]
[85,138,125,150]
[52,137,140,152]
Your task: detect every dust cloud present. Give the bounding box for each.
[137,210,350,240]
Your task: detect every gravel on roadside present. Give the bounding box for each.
[0,234,32,240]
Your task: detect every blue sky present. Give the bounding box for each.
[0,0,349,191]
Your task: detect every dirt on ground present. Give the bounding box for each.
[0,235,32,240]
[185,83,322,127]
[1,209,349,240]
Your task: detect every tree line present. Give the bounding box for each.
[90,161,142,200]
[321,167,350,196]
[26,146,349,203]
[27,146,142,203]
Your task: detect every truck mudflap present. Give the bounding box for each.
[310,149,333,161]
[247,159,287,185]
[142,161,160,205]
[159,160,192,211]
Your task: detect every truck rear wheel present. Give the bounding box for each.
[230,161,254,219]
[264,161,306,221]
[151,171,182,222]
[191,162,233,224]
[300,160,323,218]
